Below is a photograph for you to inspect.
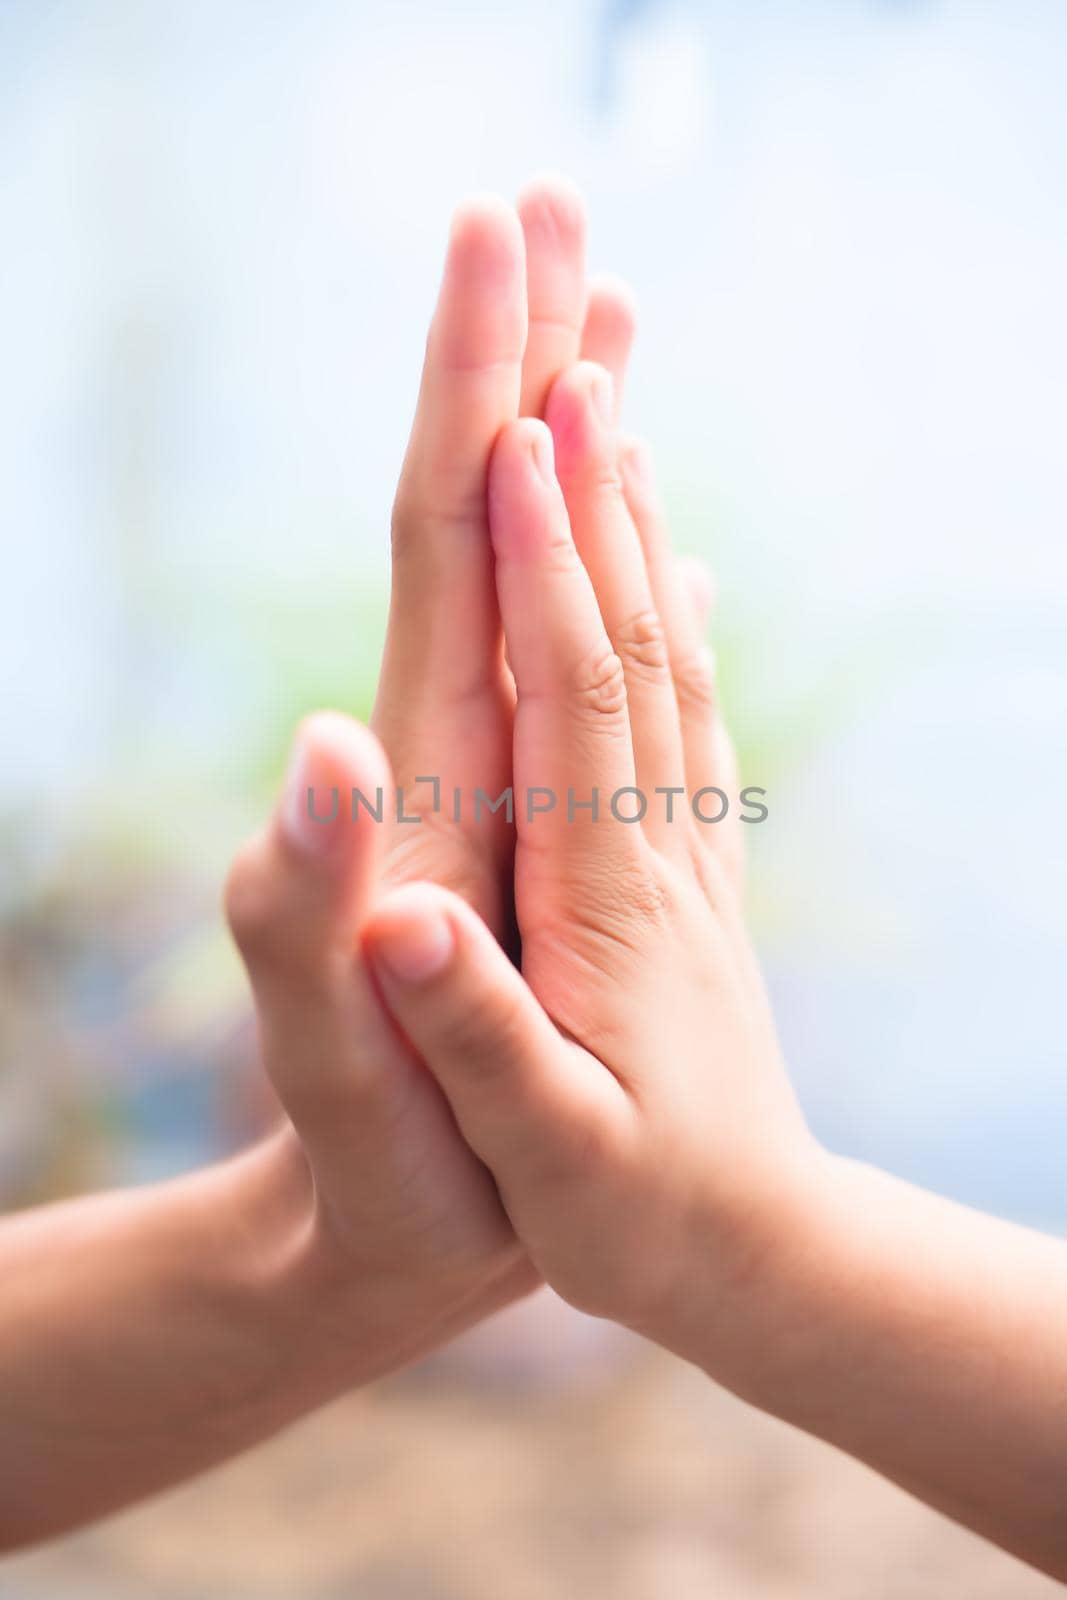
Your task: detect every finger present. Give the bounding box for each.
[545,363,687,856]
[675,561,735,830]
[382,197,526,706]
[579,275,637,418]
[227,712,390,975]
[487,417,643,877]
[364,883,629,1205]
[676,554,716,633]
[620,439,743,879]
[517,176,587,418]
[225,712,410,1157]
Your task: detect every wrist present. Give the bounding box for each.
[172,1132,348,1426]
[246,1128,536,1396]
[649,1137,849,1406]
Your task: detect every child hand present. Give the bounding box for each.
[363,398,1067,1584]
[363,375,817,1387]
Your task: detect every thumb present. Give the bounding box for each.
[225,711,404,1148]
[226,710,391,985]
[363,885,627,1199]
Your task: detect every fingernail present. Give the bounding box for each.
[529,425,556,488]
[281,734,340,855]
[372,911,455,983]
[590,369,613,427]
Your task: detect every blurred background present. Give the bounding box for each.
[2,0,1066,1595]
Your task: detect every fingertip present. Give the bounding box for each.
[366,879,503,988]
[619,433,654,494]
[584,274,638,344]
[516,173,588,254]
[617,432,659,505]
[677,555,718,626]
[491,413,555,468]
[446,193,525,284]
[295,710,393,794]
[433,196,527,370]
[279,711,392,861]
[516,176,588,416]
[581,283,636,417]
[487,416,560,550]
[544,359,614,471]
[364,884,458,985]
[229,714,392,968]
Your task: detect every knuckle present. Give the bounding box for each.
[612,605,670,682]
[568,640,628,722]
[391,482,481,557]
[627,868,674,928]
[568,858,671,947]
[672,646,718,721]
[588,459,625,498]
[390,486,454,560]
[539,527,586,575]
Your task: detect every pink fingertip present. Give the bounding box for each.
[370,909,455,984]
[544,361,615,477]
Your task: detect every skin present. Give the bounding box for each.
[13,178,1059,1584]
[374,179,633,929]
[363,400,1067,1586]
[0,181,719,1548]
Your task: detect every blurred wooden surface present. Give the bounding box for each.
[2,1308,1059,1600]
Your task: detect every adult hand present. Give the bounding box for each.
[372,180,637,937]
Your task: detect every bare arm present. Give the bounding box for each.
[720,1159,1067,1579]
[0,1136,386,1545]
[0,180,631,1550]
[362,392,1067,1584]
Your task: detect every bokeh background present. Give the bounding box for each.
[2,1,1066,1595]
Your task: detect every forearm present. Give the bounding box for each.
[0,1135,326,1545]
[687,1156,1067,1581]
[0,1131,493,1549]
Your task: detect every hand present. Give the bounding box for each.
[366,399,1067,1586]
[224,714,533,1374]
[372,179,638,937]
[0,187,647,1547]
[223,186,644,1368]
[362,378,815,1386]
[0,193,658,1548]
